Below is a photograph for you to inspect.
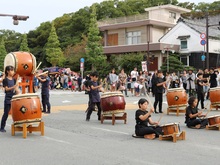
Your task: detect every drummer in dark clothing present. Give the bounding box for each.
[36,69,51,114]
[134,98,163,139]
[185,96,208,129]
[86,72,102,121]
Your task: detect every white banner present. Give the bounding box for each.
[141,61,147,72]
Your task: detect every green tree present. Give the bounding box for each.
[85,5,105,71]
[160,54,184,73]
[45,22,65,67]
[0,38,7,71]
[19,34,30,52]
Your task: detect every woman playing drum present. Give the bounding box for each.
[134,98,163,139]
[185,96,208,129]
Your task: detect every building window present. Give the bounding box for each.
[169,12,176,19]
[180,56,187,65]
[126,31,141,45]
[180,40,187,50]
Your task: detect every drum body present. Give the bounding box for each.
[101,92,125,115]
[166,88,187,107]
[4,51,36,76]
[161,123,180,136]
[209,87,220,104]
[207,115,220,126]
[11,94,42,123]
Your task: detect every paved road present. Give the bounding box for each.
[0,90,220,165]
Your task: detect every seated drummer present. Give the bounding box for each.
[134,98,163,139]
[185,96,208,129]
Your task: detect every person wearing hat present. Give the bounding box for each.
[36,69,51,113]
[134,98,163,139]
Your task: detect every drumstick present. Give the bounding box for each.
[145,92,154,113]
[158,113,164,123]
[33,62,42,74]
[36,71,48,76]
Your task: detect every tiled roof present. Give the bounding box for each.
[180,15,220,39]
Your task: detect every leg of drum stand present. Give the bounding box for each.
[176,106,179,116]
[40,121,45,136]
[112,114,115,125]
[11,124,15,136]
[167,108,169,115]
[124,113,127,124]
[23,123,27,139]
[172,133,177,143]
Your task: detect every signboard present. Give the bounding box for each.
[141,61,147,71]
[200,40,206,46]
[200,33,206,39]
[201,54,206,61]
[80,58,84,63]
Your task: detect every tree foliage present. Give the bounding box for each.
[85,5,105,71]
[19,34,30,52]
[45,22,65,67]
[160,54,185,73]
[0,38,7,71]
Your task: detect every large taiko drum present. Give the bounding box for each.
[207,115,220,126]
[166,88,187,107]
[161,123,180,136]
[101,92,126,115]
[4,51,36,76]
[11,93,42,123]
[209,87,220,104]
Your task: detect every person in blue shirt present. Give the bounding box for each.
[0,65,20,132]
[36,69,51,114]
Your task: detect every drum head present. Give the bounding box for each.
[161,123,178,127]
[101,92,124,98]
[30,53,36,74]
[208,115,220,119]
[167,88,184,92]
[4,53,16,71]
[12,93,39,99]
[209,87,220,91]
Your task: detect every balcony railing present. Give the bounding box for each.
[98,12,175,26]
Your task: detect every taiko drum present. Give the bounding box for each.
[4,51,36,76]
[161,123,180,136]
[207,115,220,126]
[11,94,42,123]
[209,87,220,104]
[166,88,187,107]
[101,92,126,115]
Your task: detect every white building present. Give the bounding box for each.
[160,15,220,69]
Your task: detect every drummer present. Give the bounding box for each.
[185,96,208,129]
[134,98,163,139]
[0,65,20,132]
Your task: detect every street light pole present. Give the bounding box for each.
[0,14,29,25]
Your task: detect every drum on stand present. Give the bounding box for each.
[4,51,36,76]
[166,88,187,107]
[11,93,42,124]
[209,87,220,104]
[101,92,126,115]
[161,123,180,136]
[207,115,220,126]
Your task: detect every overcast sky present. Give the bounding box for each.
[0,0,216,33]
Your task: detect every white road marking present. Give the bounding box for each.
[62,100,71,103]
[91,127,129,135]
[43,136,72,145]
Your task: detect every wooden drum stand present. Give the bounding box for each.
[101,112,127,125]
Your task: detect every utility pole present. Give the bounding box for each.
[206,13,209,69]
